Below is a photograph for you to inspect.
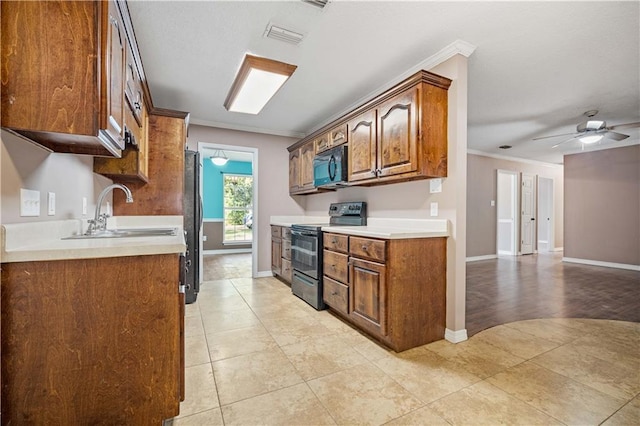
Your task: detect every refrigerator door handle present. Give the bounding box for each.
[198,194,203,232]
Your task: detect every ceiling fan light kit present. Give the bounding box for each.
[533,110,639,148]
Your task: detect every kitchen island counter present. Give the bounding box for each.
[323,218,449,239]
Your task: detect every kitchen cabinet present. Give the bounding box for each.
[94,101,149,182]
[288,70,451,189]
[0,254,183,423]
[112,111,189,215]
[289,140,322,195]
[281,227,293,283]
[0,0,145,157]
[271,226,283,276]
[316,124,348,154]
[271,225,292,283]
[322,232,447,352]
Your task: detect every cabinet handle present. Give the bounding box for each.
[331,291,338,296]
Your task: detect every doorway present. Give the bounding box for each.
[537,177,554,252]
[198,142,259,279]
[496,170,518,256]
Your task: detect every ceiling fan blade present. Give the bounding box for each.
[608,121,640,131]
[551,137,578,148]
[532,132,577,141]
[605,131,629,141]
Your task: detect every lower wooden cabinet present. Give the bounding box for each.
[322,232,446,352]
[271,225,292,283]
[0,254,183,423]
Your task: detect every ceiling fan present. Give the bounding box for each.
[533,110,640,148]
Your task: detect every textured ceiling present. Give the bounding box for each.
[128,1,639,164]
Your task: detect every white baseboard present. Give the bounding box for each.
[445,328,468,343]
[255,270,274,278]
[203,248,252,255]
[466,254,498,262]
[563,257,640,272]
[553,247,564,252]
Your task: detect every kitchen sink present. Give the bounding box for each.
[63,227,178,240]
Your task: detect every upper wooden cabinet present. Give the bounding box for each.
[316,123,348,154]
[0,0,144,157]
[289,139,322,195]
[288,70,451,191]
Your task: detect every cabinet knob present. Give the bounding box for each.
[361,245,369,251]
[331,238,337,244]
[331,291,338,296]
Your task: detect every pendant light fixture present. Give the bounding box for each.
[210,150,229,166]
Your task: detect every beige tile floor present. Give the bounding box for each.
[169,254,639,425]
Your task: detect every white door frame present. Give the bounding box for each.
[197,142,259,279]
[537,176,554,252]
[496,169,519,256]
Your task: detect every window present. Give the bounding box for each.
[223,174,253,243]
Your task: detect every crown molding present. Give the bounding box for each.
[467,149,564,168]
[190,118,305,139]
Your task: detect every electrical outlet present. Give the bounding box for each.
[429,178,442,193]
[48,192,56,215]
[430,202,438,217]
[20,188,40,217]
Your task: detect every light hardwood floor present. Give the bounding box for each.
[168,253,639,425]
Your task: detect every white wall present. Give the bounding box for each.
[1,130,112,224]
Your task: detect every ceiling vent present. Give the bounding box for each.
[264,23,304,45]
[301,0,329,9]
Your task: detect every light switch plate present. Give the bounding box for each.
[82,197,88,216]
[430,202,438,217]
[20,188,40,217]
[48,192,56,215]
[430,178,442,193]
[490,200,496,207]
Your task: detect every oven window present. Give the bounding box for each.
[291,233,319,279]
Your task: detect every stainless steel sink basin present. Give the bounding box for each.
[63,227,178,240]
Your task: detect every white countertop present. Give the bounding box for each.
[270,215,329,227]
[1,216,186,263]
[270,216,449,239]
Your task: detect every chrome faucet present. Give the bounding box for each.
[85,184,134,235]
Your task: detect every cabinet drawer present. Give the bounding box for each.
[282,240,292,260]
[281,227,292,241]
[323,249,349,283]
[329,123,348,147]
[315,132,331,153]
[349,236,386,262]
[323,276,348,316]
[281,258,292,283]
[323,233,348,253]
[271,225,282,238]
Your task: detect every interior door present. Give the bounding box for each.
[520,173,536,254]
[537,177,553,252]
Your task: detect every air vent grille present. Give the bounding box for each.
[264,24,304,45]
[301,0,328,9]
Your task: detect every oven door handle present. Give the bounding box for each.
[291,230,319,237]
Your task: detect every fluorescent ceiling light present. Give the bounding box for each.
[579,134,604,144]
[224,54,297,115]
[210,150,229,166]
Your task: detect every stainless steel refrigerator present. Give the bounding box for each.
[184,150,202,304]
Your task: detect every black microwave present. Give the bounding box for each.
[313,145,348,188]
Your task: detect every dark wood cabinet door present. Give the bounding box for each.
[300,141,316,189]
[271,238,282,275]
[103,0,125,149]
[289,148,301,193]
[348,109,377,182]
[376,85,420,178]
[349,257,387,336]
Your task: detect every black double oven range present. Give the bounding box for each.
[290,202,367,310]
